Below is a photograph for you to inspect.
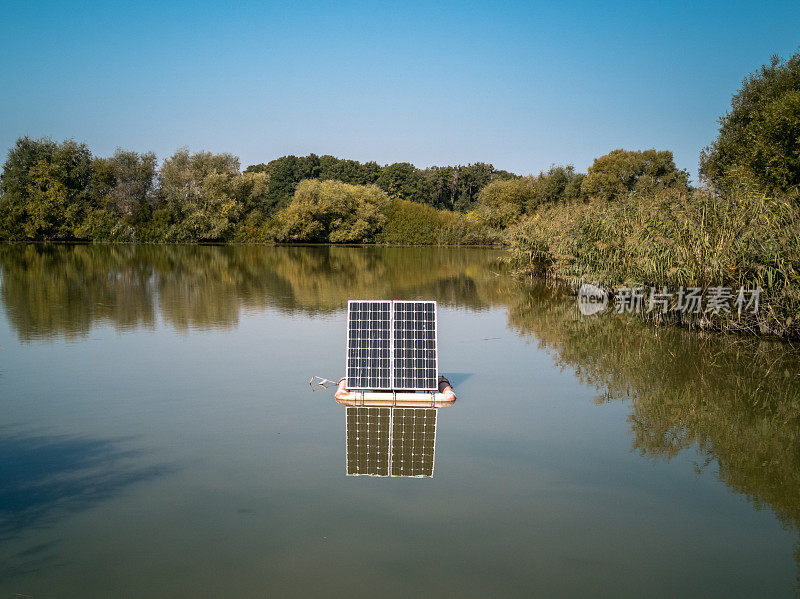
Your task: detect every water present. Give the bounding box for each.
[0,244,799,598]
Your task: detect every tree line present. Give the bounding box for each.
[0,142,524,242]
[0,136,691,244]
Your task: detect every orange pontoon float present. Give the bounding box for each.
[335,375,456,408]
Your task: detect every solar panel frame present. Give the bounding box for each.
[345,300,393,390]
[392,300,439,391]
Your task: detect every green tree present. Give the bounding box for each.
[423,164,516,211]
[243,155,514,212]
[452,162,500,212]
[157,149,242,241]
[245,154,322,212]
[84,149,158,240]
[376,162,435,205]
[700,51,800,196]
[0,137,92,240]
[275,179,388,243]
[529,165,584,211]
[469,177,535,228]
[581,149,689,201]
[424,166,458,210]
[101,149,157,218]
[318,155,381,185]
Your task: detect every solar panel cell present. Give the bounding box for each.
[345,299,438,391]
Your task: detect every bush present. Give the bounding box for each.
[274,179,388,243]
[379,199,498,245]
[530,165,584,210]
[469,178,535,229]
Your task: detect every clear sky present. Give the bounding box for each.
[2,1,799,181]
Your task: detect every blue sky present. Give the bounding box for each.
[2,1,799,181]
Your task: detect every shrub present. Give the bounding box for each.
[274,179,388,243]
[379,199,498,245]
[530,165,585,210]
[469,178,535,228]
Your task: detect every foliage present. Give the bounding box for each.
[1,139,518,243]
[376,162,435,205]
[245,154,326,213]
[424,162,514,211]
[469,165,586,229]
[273,179,388,243]
[318,155,381,185]
[529,165,585,210]
[84,149,158,241]
[245,155,514,212]
[469,177,535,228]
[0,137,93,240]
[581,149,689,201]
[378,198,499,245]
[508,186,800,338]
[156,149,245,241]
[700,51,800,197]
[92,149,158,218]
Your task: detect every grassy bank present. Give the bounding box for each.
[507,187,800,339]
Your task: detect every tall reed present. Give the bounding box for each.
[507,186,800,338]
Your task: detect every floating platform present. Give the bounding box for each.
[335,376,456,408]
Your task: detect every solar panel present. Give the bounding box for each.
[345,300,439,391]
[392,301,438,391]
[345,407,437,477]
[346,300,392,390]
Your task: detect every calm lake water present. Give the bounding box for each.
[1,244,799,598]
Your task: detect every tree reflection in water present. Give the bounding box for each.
[506,280,800,577]
[0,244,508,339]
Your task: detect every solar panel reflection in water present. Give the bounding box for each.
[392,301,438,390]
[346,407,391,476]
[346,407,437,477]
[346,300,392,390]
[391,408,437,477]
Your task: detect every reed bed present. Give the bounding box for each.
[507,187,800,338]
